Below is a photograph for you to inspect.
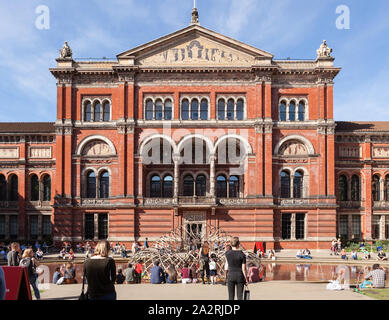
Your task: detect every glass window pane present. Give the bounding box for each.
[103,102,110,122]
[227,99,234,120]
[339,215,348,238]
[43,175,51,201]
[339,175,348,201]
[351,175,360,201]
[98,214,108,240]
[9,216,18,239]
[298,101,305,121]
[31,175,39,201]
[85,214,94,240]
[164,99,172,120]
[289,102,296,121]
[281,171,290,198]
[87,172,96,198]
[146,100,154,120]
[155,100,163,120]
[181,99,189,120]
[282,214,291,239]
[10,175,18,201]
[280,101,287,121]
[30,215,38,239]
[183,175,194,196]
[0,216,5,239]
[42,215,51,236]
[163,176,173,198]
[372,175,380,201]
[0,175,6,200]
[191,99,199,120]
[217,99,225,120]
[236,99,244,120]
[293,171,303,199]
[352,215,361,239]
[94,103,101,122]
[150,175,161,198]
[100,172,109,199]
[296,214,305,239]
[85,102,92,122]
[216,175,227,198]
[229,176,240,198]
[196,175,206,197]
[200,99,208,120]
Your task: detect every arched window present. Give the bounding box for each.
[385,175,389,201]
[351,175,360,201]
[236,99,244,120]
[84,102,92,122]
[145,99,154,120]
[216,175,227,198]
[181,99,190,120]
[30,174,39,201]
[280,171,290,198]
[229,176,240,198]
[94,102,101,122]
[218,99,225,120]
[164,99,173,120]
[183,175,194,196]
[227,99,234,120]
[86,171,96,198]
[155,99,163,120]
[150,175,161,198]
[9,175,18,201]
[42,175,51,201]
[372,175,380,201]
[196,175,206,196]
[289,101,296,121]
[100,171,109,199]
[200,99,208,120]
[338,175,348,201]
[0,174,6,201]
[298,101,305,121]
[103,101,110,122]
[293,171,303,198]
[191,99,199,120]
[280,101,287,121]
[162,175,173,198]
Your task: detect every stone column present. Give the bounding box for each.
[290,174,294,198]
[379,215,386,240]
[210,154,216,196]
[380,177,385,202]
[291,213,296,240]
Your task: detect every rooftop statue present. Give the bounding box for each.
[317,40,333,58]
[59,41,72,59]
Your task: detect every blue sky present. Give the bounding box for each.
[0,0,388,122]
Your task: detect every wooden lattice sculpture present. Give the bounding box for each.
[128,224,262,281]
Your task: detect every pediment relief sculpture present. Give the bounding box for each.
[82,141,113,156]
[279,141,308,156]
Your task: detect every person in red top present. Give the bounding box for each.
[181,263,193,284]
[135,260,143,283]
[247,263,261,283]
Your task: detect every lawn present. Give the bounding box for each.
[360,289,389,300]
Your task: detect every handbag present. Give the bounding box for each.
[79,269,89,300]
[244,285,250,300]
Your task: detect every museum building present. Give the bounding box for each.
[0,8,388,249]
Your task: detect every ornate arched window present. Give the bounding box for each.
[150,175,161,198]
[9,175,18,201]
[0,174,6,201]
[181,99,190,120]
[162,175,173,198]
[99,171,109,199]
[385,175,389,201]
[42,175,51,201]
[86,171,96,198]
[351,175,360,201]
[289,101,296,121]
[103,101,110,122]
[155,99,163,120]
[145,99,154,120]
[200,99,208,120]
[298,101,305,121]
[372,175,380,201]
[280,171,290,198]
[196,175,206,197]
[229,176,240,198]
[164,99,173,120]
[293,171,304,198]
[227,99,235,120]
[218,99,225,120]
[338,175,348,201]
[94,102,101,122]
[183,175,194,196]
[84,102,92,122]
[236,99,244,120]
[191,99,199,120]
[216,175,227,198]
[30,174,39,201]
[280,101,287,121]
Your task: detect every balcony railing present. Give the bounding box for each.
[0,201,18,209]
[218,198,248,205]
[373,201,389,209]
[339,201,362,209]
[27,201,51,208]
[178,196,216,206]
[143,198,173,206]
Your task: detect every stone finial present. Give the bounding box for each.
[316,40,333,58]
[59,41,73,60]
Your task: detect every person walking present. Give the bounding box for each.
[225,237,248,300]
[19,248,40,300]
[83,241,117,300]
[7,242,21,266]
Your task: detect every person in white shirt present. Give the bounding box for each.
[296,249,304,259]
[209,257,217,285]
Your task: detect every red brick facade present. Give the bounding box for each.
[0,23,388,249]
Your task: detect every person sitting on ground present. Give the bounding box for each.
[364,264,386,288]
[268,249,276,260]
[296,249,304,259]
[68,249,75,261]
[59,248,66,260]
[116,268,125,284]
[35,247,44,260]
[364,249,371,260]
[377,250,387,261]
[120,245,127,258]
[303,248,312,259]
[150,261,165,284]
[340,249,348,260]
[124,263,136,284]
[191,264,199,283]
[351,249,358,260]
[209,257,217,285]
[166,264,178,284]
[181,262,193,284]
[64,262,77,284]
[247,263,261,283]
[52,266,62,284]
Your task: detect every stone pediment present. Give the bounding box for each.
[117,25,273,68]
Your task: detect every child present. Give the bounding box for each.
[116,268,125,284]
[209,257,217,285]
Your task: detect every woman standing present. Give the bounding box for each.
[83,241,117,300]
[225,237,248,300]
[199,241,210,284]
[19,248,40,300]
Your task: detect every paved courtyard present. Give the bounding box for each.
[39,281,373,300]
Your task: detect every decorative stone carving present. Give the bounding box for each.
[317,40,332,58]
[82,141,113,156]
[339,146,361,158]
[81,199,110,206]
[59,42,72,59]
[219,198,247,205]
[144,198,173,206]
[279,141,307,156]
[183,211,206,222]
[139,37,254,67]
[0,147,19,159]
[373,146,389,158]
[280,199,309,205]
[29,147,52,159]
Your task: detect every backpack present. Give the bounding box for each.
[19,257,36,277]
